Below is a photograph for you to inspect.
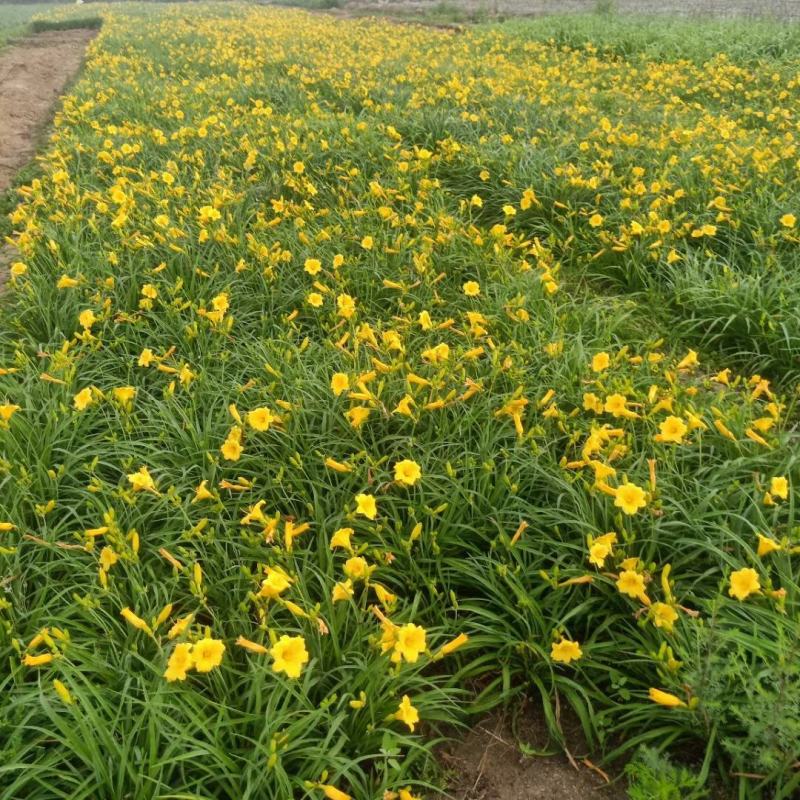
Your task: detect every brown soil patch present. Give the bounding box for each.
[438,705,628,800]
[0,27,96,194]
[0,28,95,292]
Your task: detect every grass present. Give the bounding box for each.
[493,13,800,63]
[28,16,103,32]
[0,2,100,50]
[0,3,61,46]
[0,4,799,800]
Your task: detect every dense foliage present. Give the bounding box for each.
[1,4,798,798]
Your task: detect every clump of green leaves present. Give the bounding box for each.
[625,747,707,800]
[683,609,800,798]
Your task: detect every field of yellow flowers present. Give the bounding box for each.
[1,4,799,798]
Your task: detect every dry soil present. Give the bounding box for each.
[0,27,95,291]
[438,704,628,800]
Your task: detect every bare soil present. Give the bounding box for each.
[438,703,628,800]
[0,28,95,291]
[0,28,94,193]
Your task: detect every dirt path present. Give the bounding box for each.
[438,707,628,800]
[0,28,95,292]
[0,28,95,193]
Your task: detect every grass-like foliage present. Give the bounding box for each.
[29,17,103,33]
[1,4,799,799]
[0,3,61,46]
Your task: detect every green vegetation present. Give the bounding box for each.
[0,4,799,800]
[494,12,800,63]
[0,3,60,45]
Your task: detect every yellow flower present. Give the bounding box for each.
[164,643,194,681]
[604,393,637,419]
[616,570,647,601]
[344,556,371,581]
[770,476,788,500]
[120,607,153,635]
[648,688,686,708]
[247,407,275,431]
[260,566,293,598]
[714,418,737,441]
[192,638,225,673]
[270,634,309,678]
[589,541,612,567]
[779,213,796,228]
[235,636,269,654]
[332,579,354,602]
[349,691,366,709]
[462,281,480,297]
[167,613,194,640]
[0,403,20,422]
[304,257,322,275]
[307,292,324,308]
[330,527,354,551]
[78,309,96,330]
[138,348,156,367]
[346,406,371,428]
[57,274,79,289]
[393,623,427,663]
[394,459,421,486]
[588,532,616,567]
[337,294,356,319]
[331,372,350,396]
[127,466,158,493]
[583,393,603,414]
[756,534,781,558]
[23,652,54,667]
[550,638,582,664]
[614,483,647,515]
[651,602,678,632]
[112,386,136,410]
[713,369,731,386]
[676,349,699,370]
[320,786,351,800]
[421,343,450,363]
[360,235,373,250]
[373,583,397,607]
[435,632,470,659]
[324,457,352,473]
[73,387,95,411]
[728,567,760,601]
[394,395,414,416]
[53,679,73,705]
[221,426,243,461]
[591,352,610,372]
[192,480,214,503]
[355,493,377,520]
[589,213,603,228]
[99,546,119,572]
[394,695,420,731]
[655,416,687,444]
[198,205,221,225]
